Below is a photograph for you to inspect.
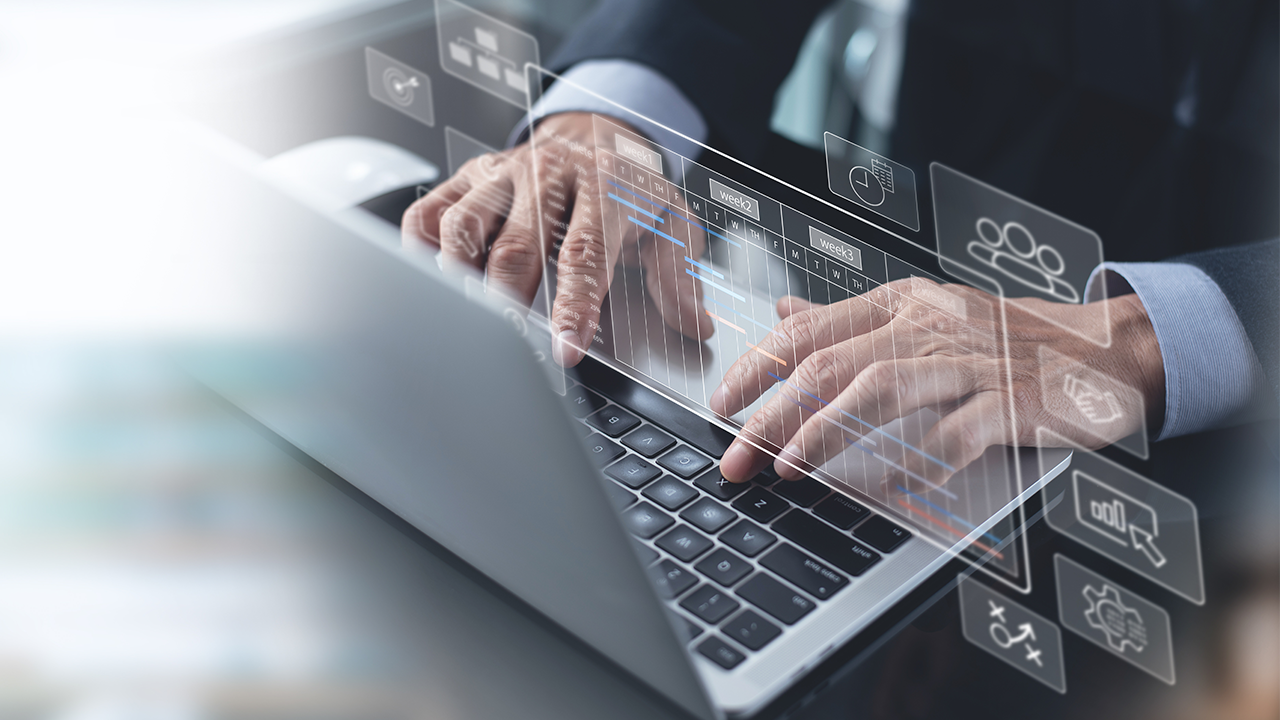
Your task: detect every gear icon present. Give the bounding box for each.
[1083,584,1148,653]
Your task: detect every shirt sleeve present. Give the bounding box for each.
[508,59,708,180]
[1084,262,1272,439]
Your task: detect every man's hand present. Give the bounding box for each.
[709,278,1164,489]
[402,112,712,365]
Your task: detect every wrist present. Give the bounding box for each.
[1107,293,1166,429]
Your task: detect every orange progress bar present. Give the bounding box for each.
[896,499,1005,560]
[705,310,745,335]
[747,343,788,367]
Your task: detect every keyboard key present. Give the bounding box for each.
[677,614,703,641]
[722,610,782,651]
[657,445,713,479]
[694,468,749,500]
[587,406,641,437]
[642,475,700,511]
[573,358,734,458]
[733,487,791,524]
[720,519,777,557]
[695,548,753,587]
[680,584,741,624]
[771,477,830,507]
[604,455,662,488]
[634,541,659,565]
[813,493,870,530]
[622,502,674,539]
[621,425,677,458]
[585,433,626,466]
[736,573,816,625]
[680,497,737,534]
[854,515,912,553]
[772,510,882,576]
[603,480,636,510]
[565,384,607,418]
[649,559,697,599]
[656,524,714,562]
[697,636,745,670]
[572,422,594,438]
[759,544,847,600]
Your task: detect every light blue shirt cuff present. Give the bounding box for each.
[1085,262,1270,439]
[508,60,708,180]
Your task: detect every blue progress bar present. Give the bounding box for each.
[607,193,664,223]
[767,371,957,473]
[897,485,1003,545]
[605,179,739,247]
[626,215,685,248]
[684,256,724,279]
[685,269,745,301]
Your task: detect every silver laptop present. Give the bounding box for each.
[174,101,1070,717]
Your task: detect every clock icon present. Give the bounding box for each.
[849,165,886,207]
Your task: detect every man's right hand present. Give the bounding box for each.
[402,112,713,365]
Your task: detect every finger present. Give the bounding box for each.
[773,355,985,480]
[724,330,878,483]
[777,295,821,320]
[720,388,815,483]
[484,173,546,306]
[710,287,896,418]
[402,174,471,249]
[437,173,517,271]
[758,325,892,479]
[639,213,714,341]
[550,181,620,366]
[882,391,1010,495]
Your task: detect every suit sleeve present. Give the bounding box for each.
[1175,239,1279,400]
[547,0,832,161]
[1086,238,1278,439]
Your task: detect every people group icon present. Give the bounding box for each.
[966,217,1080,303]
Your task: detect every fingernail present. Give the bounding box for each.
[708,384,727,415]
[553,329,582,366]
[719,442,753,483]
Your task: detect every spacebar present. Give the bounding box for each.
[772,510,881,576]
[575,356,733,459]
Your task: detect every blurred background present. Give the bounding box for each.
[0,2,1275,719]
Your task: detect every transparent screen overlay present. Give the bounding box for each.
[520,67,1060,591]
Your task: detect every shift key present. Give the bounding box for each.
[759,544,846,600]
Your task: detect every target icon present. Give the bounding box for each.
[383,67,420,107]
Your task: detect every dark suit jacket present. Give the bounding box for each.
[551,0,1278,403]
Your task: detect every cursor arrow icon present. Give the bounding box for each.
[1129,525,1167,568]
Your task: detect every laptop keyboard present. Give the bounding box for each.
[563,377,912,671]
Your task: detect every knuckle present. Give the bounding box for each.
[859,361,906,403]
[487,239,541,276]
[438,203,474,234]
[953,423,984,460]
[794,349,844,401]
[775,311,817,350]
[561,228,605,256]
